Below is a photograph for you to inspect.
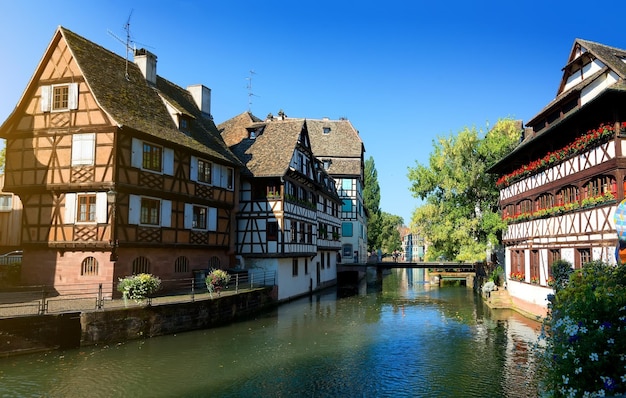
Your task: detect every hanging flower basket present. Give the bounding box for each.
[206,268,231,298]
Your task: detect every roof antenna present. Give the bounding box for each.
[107,10,153,81]
[246,70,259,112]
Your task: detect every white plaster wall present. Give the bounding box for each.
[507,280,552,309]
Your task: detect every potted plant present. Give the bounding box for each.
[205,268,231,298]
[117,273,162,305]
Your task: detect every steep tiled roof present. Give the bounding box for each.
[218,111,263,147]
[305,119,364,158]
[227,119,305,177]
[60,27,240,166]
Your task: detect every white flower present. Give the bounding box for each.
[590,352,599,361]
[607,338,614,345]
[563,375,570,385]
[574,366,582,374]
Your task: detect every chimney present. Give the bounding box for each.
[134,48,157,85]
[187,85,211,118]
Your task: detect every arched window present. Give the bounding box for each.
[174,256,189,273]
[208,256,220,269]
[582,175,616,200]
[81,257,98,276]
[535,193,554,211]
[517,199,533,215]
[556,185,579,205]
[132,256,150,274]
[503,204,516,219]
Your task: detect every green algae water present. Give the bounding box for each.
[0,269,541,397]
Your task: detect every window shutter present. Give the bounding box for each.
[68,83,79,110]
[190,156,198,182]
[64,193,76,223]
[163,148,174,175]
[208,207,217,231]
[95,192,107,223]
[71,133,96,166]
[40,85,51,112]
[128,194,140,225]
[212,164,222,187]
[184,203,193,229]
[131,138,143,168]
[161,200,172,227]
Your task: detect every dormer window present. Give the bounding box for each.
[248,126,264,139]
[180,119,188,130]
[179,116,191,133]
[323,127,331,135]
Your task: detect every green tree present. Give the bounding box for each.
[378,212,403,253]
[0,146,5,173]
[407,119,520,261]
[363,156,381,250]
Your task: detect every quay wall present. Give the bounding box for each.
[0,288,276,354]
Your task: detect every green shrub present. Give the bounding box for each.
[117,273,161,302]
[551,259,574,293]
[538,261,626,397]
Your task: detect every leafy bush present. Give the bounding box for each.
[117,273,161,302]
[538,261,626,397]
[551,259,574,293]
[489,265,504,286]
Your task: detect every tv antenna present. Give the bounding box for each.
[107,10,153,80]
[246,70,259,111]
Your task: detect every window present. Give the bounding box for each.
[193,206,207,229]
[291,221,298,242]
[71,133,95,166]
[342,179,353,190]
[304,259,309,275]
[65,192,107,224]
[53,85,69,110]
[129,195,171,227]
[300,222,306,243]
[321,251,325,269]
[342,222,353,237]
[530,250,540,283]
[267,185,279,199]
[307,224,313,244]
[0,194,12,212]
[535,194,554,211]
[267,221,278,241]
[198,159,212,183]
[323,127,331,135]
[556,186,579,205]
[576,248,591,269]
[141,198,161,225]
[81,257,98,276]
[142,142,162,172]
[208,256,220,268]
[323,160,331,170]
[511,249,525,276]
[40,83,78,112]
[342,244,353,257]
[292,258,298,277]
[327,252,330,268]
[548,249,560,278]
[175,256,189,273]
[77,194,97,222]
[342,199,353,212]
[132,256,150,274]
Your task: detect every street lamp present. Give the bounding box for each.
[107,189,118,262]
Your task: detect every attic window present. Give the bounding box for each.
[249,126,264,139]
[323,127,331,135]
[41,83,79,112]
[323,160,331,170]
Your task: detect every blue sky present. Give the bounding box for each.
[2,1,626,225]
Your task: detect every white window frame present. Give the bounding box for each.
[64,192,107,224]
[129,194,172,227]
[131,138,174,176]
[0,194,12,212]
[71,133,96,166]
[40,83,78,112]
[184,203,217,231]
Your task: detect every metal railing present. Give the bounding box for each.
[0,269,276,318]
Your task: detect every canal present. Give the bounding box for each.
[0,268,542,397]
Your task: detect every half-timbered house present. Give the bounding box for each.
[219,112,342,301]
[305,118,368,264]
[489,38,626,310]
[0,27,241,295]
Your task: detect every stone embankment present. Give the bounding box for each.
[483,288,548,321]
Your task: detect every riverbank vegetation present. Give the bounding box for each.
[538,260,626,397]
[407,119,520,261]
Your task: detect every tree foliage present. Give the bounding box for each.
[0,146,5,173]
[407,119,520,261]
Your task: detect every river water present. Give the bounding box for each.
[0,268,542,397]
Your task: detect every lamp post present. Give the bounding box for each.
[107,189,118,262]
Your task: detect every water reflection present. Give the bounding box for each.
[0,268,541,397]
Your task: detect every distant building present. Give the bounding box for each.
[490,38,626,311]
[401,232,424,262]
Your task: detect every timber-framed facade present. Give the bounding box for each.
[490,38,626,309]
[220,113,342,301]
[0,27,241,294]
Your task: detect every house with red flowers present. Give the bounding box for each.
[489,38,626,312]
